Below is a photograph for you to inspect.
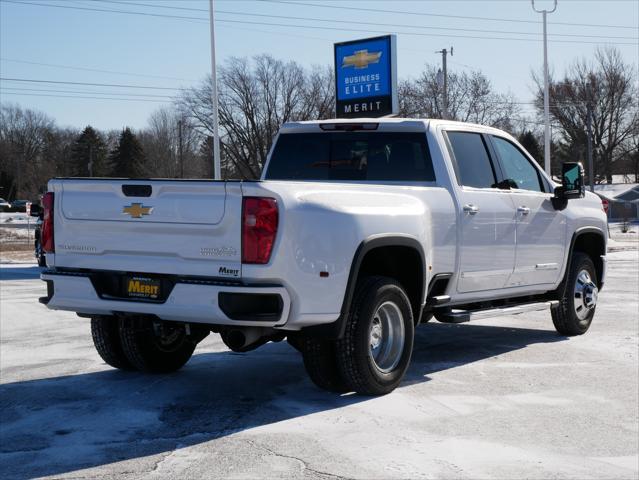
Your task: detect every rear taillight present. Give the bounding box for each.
[242,197,278,264]
[601,198,609,215]
[42,192,55,253]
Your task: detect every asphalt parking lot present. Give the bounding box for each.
[1,249,637,480]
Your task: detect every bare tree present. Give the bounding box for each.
[399,65,520,130]
[178,55,334,179]
[0,103,56,199]
[534,47,638,183]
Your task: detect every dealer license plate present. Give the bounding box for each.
[125,276,161,300]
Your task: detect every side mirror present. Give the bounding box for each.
[29,204,43,217]
[555,162,585,200]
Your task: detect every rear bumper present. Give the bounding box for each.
[41,271,292,328]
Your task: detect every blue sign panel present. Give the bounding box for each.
[334,35,397,118]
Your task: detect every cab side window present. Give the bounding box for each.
[491,136,543,192]
[446,131,496,189]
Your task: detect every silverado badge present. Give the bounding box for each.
[123,203,153,218]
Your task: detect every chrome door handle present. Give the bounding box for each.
[517,206,531,215]
[463,204,479,215]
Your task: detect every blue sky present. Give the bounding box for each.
[1,0,637,131]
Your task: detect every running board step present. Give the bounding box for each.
[437,301,559,324]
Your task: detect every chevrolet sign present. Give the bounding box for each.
[334,35,398,118]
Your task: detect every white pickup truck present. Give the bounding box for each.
[40,119,607,395]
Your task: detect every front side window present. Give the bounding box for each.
[446,131,496,189]
[491,136,543,192]
[265,132,435,182]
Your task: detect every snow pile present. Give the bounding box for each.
[1,212,32,224]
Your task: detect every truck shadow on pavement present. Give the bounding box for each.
[0,266,42,281]
[0,322,566,479]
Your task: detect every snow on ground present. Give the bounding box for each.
[0,250,638,479]
[608,221,639,252]
[0,227,32,240]
[0,212,32,225]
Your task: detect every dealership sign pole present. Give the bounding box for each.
[334,35,398,118]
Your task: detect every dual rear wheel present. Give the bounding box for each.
[91,316,207,373]
[297,276,415,395]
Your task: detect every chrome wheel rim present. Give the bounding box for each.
[574,269,598,320]
[369,301,405,373]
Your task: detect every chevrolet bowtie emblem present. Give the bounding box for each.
[342,49,382,69]
[123,203,153,218]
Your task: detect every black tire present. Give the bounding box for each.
[119,317,197,373]
[552,252,598,336]
[298,337,348,393]
[91,316,134,370]
[336,276,414,395]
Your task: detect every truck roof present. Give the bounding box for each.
[280,118,508,135]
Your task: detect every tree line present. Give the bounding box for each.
[1,47,636,201]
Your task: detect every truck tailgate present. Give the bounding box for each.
[49,179,243,278]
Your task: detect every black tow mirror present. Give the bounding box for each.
[555,162,585,200]
[29,204,43,217]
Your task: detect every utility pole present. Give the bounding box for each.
[208,0,222,180]
[178,119,184,178]
[532,0,557,177]
[436,47,453,119]
[587,103,594,192]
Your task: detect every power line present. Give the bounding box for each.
[86,0,639,40]
[6,0,637,45]
[0,77,184,90]
[3,0,209,22]
[89,0,209,13]
[260,0,638,30]
[1,92,172,103]
[0,57,196,82]
[1,86,177,98]
[199,18,639,45]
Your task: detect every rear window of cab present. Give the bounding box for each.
[265,132,435,182]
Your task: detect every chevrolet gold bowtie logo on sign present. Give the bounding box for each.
[342,49,382,69]
[122,203,153,218]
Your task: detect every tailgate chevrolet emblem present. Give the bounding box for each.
[342,49,382,69]
[123,203,153,218]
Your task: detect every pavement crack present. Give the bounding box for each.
[149,448,177,474]
[245,439,353,480]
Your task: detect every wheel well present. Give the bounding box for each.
[572,231,605,287]
[358,246,424,322]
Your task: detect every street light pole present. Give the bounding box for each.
[532,0,557,177]
[208,0,222,180]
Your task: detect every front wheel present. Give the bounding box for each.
[119,318,203,373]
[552,252,598,336]
[336,276,414,395]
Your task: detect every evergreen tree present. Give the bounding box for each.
[109,127,146,178]
[70,126,109,177]
[518,130,543,166]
